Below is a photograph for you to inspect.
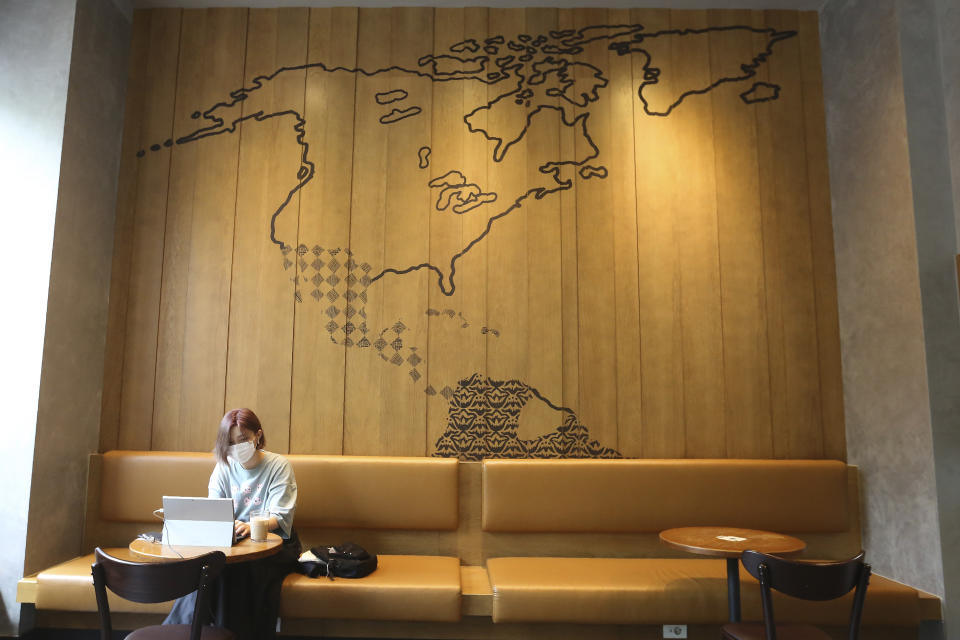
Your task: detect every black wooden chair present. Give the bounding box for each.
[91,547,235,640]
[721,550,871,640]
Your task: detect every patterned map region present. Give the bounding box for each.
[433,374,622,460]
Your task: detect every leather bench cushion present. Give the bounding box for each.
[482,459,848,533]
[34,551,171,613]
[486,557,920,626]
[35,553,461,622]
[280,555,461,622]
[101,451,459,530]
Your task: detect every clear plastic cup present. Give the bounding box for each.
[249,510,270,542]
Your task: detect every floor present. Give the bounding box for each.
[19,631,390,640]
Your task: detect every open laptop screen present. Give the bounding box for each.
[161,496,234,547]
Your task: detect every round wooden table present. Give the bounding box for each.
[659,526,805,623]
[129,532,283,564]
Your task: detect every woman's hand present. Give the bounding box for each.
[234,520,250,538]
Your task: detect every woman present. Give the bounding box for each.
[164,408,301,639]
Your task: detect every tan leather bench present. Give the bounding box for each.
[21,451,461,624]
[486,557,922,626]
[482,459,934,628]
[30,549,170,614]
[281,555,461,622]
[17,453,940,637]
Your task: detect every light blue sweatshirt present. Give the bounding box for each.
[207,450,297,538]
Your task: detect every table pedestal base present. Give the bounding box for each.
[726,557,741,622]
[659,526,805,625]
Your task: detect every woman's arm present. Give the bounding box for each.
[263,458,297,535]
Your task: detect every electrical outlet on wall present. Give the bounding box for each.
[662,624,687,639]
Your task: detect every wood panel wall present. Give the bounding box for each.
[101,7,845,460]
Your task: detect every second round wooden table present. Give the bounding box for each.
[659,526,805,622]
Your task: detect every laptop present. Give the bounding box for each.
[161,496,235,547]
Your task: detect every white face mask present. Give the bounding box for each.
[228,440,256,465]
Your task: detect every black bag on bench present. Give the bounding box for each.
[297,543,378,580]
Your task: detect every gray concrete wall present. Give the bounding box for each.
[933,3,960,617]
[820,0,944,598]
[936,0,960,246]
[23,0,133,585]
[0,0,131,634]
[821,0,960,634]
[902,0,960,632]
[0,1,77,634]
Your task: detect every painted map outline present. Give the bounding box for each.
[139,23,796,299]
[136,21,797,459]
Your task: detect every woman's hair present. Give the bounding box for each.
[214,408,265,463]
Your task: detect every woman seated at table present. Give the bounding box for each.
[164,407,301,640]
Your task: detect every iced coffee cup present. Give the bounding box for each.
[250,510,270,542]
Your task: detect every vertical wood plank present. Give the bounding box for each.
[799,10,846,460]
[291,7,358,454]
[519,7,565,445]
[343,7,391,454]
[558,8,581,417]
[101,9,152,452]
[446,7,493,456]
[633,8,686,458]
[752,11,788,461]
[608,8,644,457]
[709,10,774,458]
[457,6,494,401]
[452,6,494,456]
[116,9,181,451]
[224,8,307,453]
[425,7,465,456]
[761,10,822,458]
[374,6,434,455]
[425,8,493,455]
[573,7,620,452]
[484,9,530,404]
[153,8,247,451]
[668,9,725,458]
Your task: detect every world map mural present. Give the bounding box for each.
[114,9,843,461]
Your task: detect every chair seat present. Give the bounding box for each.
[127,624,236,639]
[722,622,831,640]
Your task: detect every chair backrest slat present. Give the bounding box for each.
[91,547,227,640]
[740,549,871,640]
[742,550,866,600]
[93,548,225,603]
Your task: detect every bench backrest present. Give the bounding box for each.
[85,453,860,563]
[482,459,849,533]
[290,454,458,530]
[98,451,459,530]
